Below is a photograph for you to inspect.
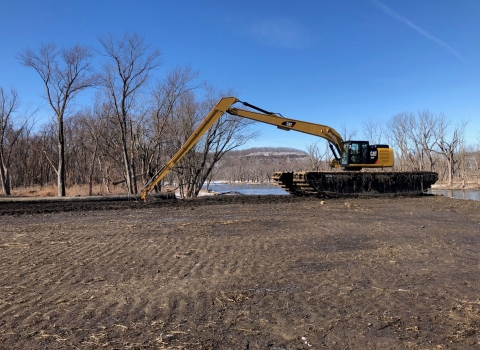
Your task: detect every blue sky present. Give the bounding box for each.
[1,0,479,150]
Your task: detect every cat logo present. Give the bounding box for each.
[282,121,296,128]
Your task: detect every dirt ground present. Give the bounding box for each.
[0,194,479,349]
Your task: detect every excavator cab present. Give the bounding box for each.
[340,141,369,168]
[339,141,393,169]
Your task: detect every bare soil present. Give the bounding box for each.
[0,194,479,349]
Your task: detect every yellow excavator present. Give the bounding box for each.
[140,97,437,200]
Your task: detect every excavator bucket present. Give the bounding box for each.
[272,171,438,197]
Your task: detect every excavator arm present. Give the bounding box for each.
[139,96,348,200]
[226,105,344,161]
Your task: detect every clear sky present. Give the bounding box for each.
[1,0,479,150]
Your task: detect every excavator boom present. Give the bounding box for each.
[226,106,344,156]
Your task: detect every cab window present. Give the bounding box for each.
[341,144,349,165]
[349,143,360,164]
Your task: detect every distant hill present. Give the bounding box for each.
[214,147,310,182]
[227,147,308,158]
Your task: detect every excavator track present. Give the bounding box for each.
[272,171,438,197]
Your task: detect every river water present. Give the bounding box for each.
[428,189,480,201]
[205,182,480,201]
[204,183,288,195]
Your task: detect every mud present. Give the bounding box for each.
[0,194,479,349]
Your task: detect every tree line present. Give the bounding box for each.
[301,113,479,187]
[1,33,255,198]
[1,33,479,197]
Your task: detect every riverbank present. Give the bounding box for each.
[0,195,478,348]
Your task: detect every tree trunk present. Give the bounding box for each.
[122,145,133,193]
[130,120,138,194]
[88,144,97,196]
[0,161,11,195]
[58,117,66,196]
[448,152,454,187]
[119,117,134,194]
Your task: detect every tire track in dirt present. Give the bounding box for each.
[1,196,479,348]
[0,215,165,339]
[0,199,399,346]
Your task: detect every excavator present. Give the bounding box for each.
[140,97,437,200]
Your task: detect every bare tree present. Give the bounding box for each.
[456,143,476,186]
[306,140,330,171]
[0,87,31,195]
[138,66,198,192]
[339,122,357,141]
[73,103,107,195]
[362,118,384,145]
[433,115,468,186]
[386,113,418,171]
[99,32,162,194]
[409,111,439,171]
[17,43,98,196]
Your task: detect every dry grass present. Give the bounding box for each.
[9,183,179,197]
[11,185,56,197]
[10,183,128,197]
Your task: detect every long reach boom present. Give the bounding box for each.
[140,97,394,200]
